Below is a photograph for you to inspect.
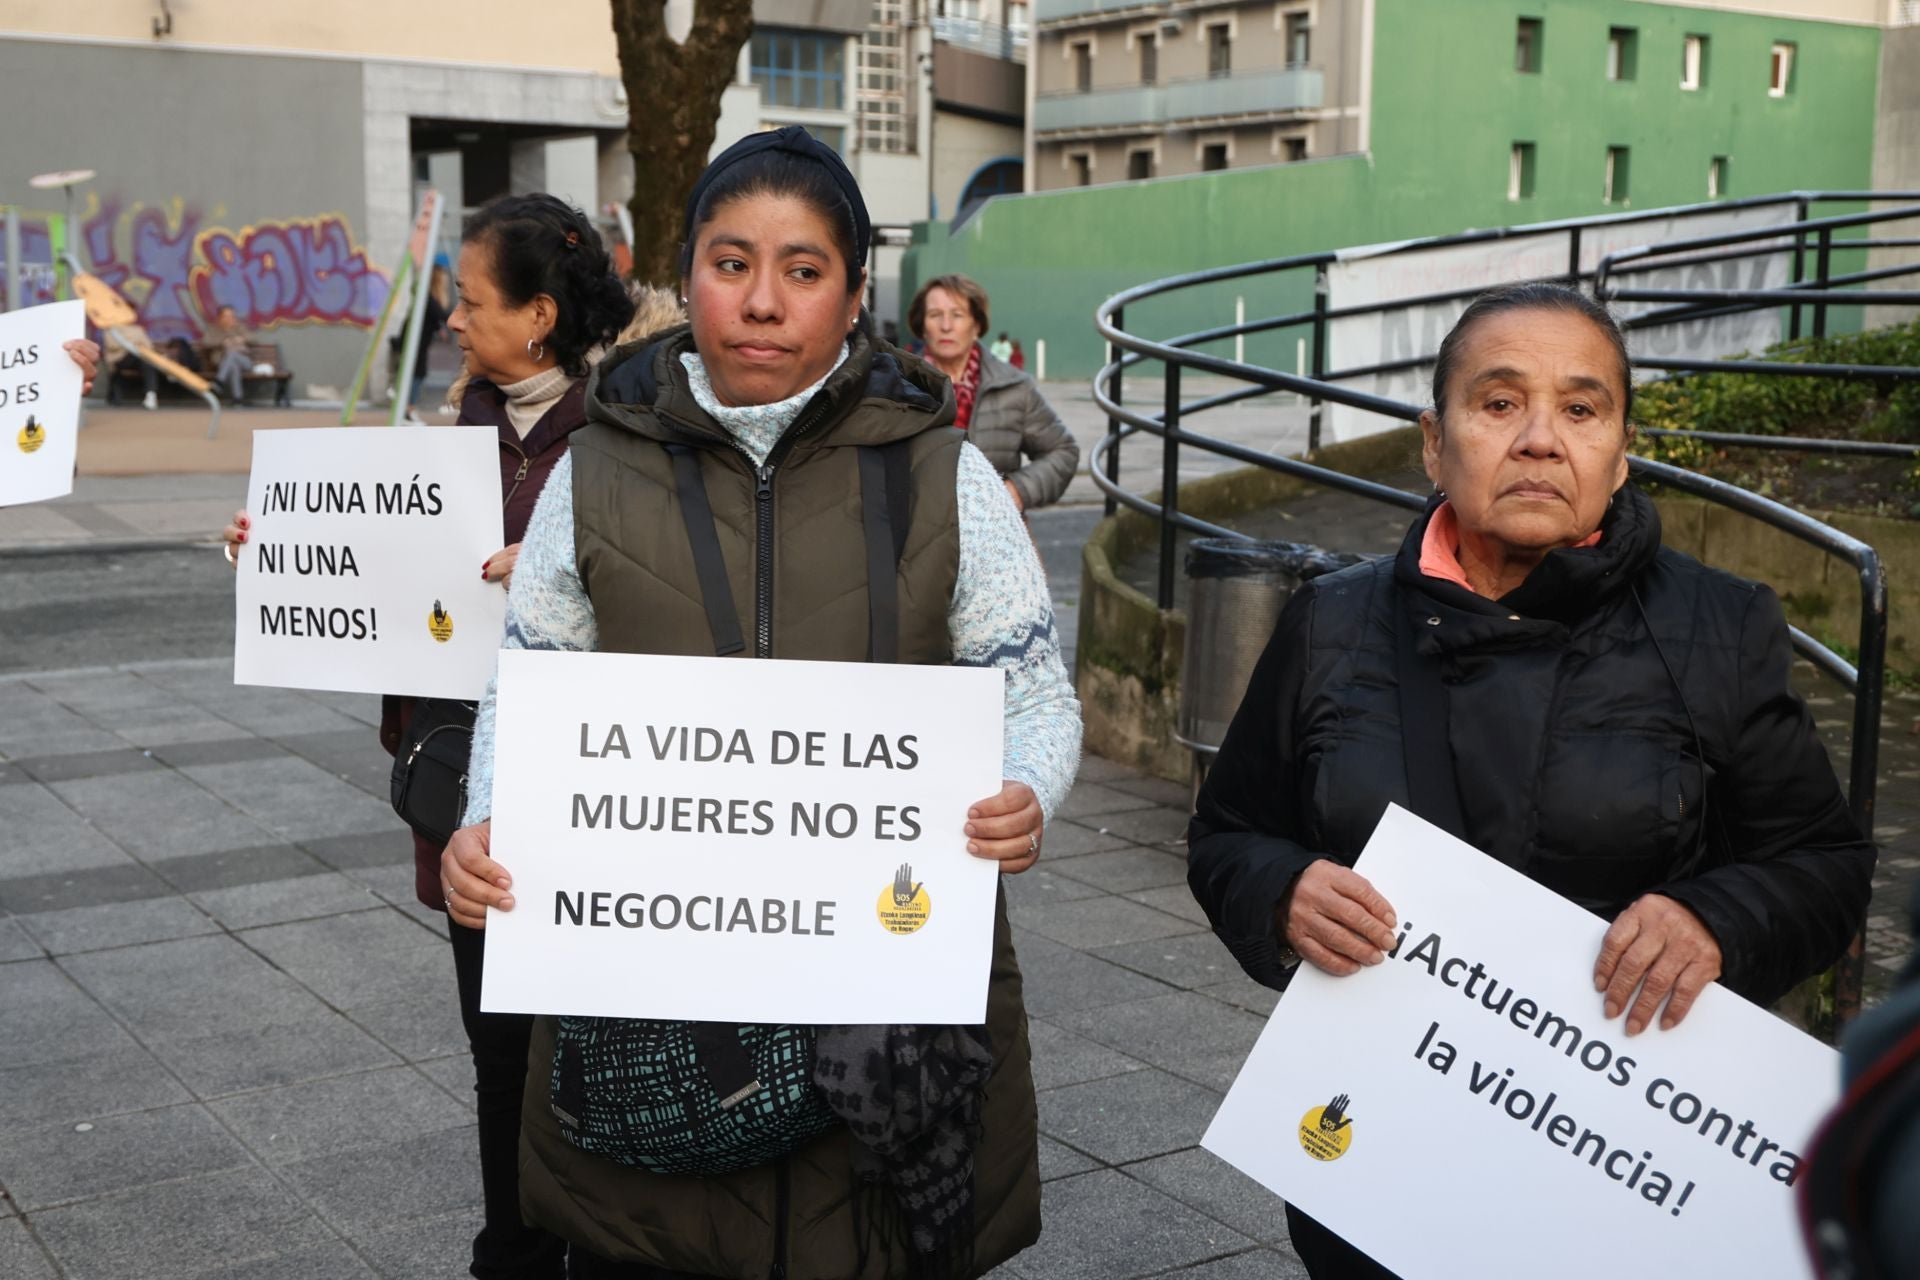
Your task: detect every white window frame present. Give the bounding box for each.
[1606,27,1631,81]
[1196,133,1235,170]
[1064,148,1096,184]
[1125,141,1161,180]
[1276,4,1313,66]
[1603,145,1629,204]
[1708,155,1727,199]
[1271,127,1310,160]
[1681,34,1704,91]
[1508,142,1534,202]
[1770,42,1794,97]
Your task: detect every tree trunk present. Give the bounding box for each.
[610,0,755,287]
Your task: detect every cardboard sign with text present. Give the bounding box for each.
[480,650,1007,1024]
[1205,805,1836,1280]
[0,300,86,508]
[234,426,506,698]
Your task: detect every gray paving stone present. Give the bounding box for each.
[0,759,30,785]
[181,687,369,741]
[1010,894,1200,951]
[281,1123,482,1238]
[154,1019,401,1100]
[1106,773,1194,808]
[353,1206,481,1280]
[198,1242,379,1279]
[192,873,382,930]
[1039,1069,1221,1166]
[350,979,470,1062]
[299,690,384,729]
[25,670,188,721]
[13,748,162,784]
[1057,782,1165,821]
[17,897,220,955]
[0,860,174,915]
[0,784,130,876]
[149,737,290,769]
[1001,864,1109,910]
[1020,946,1181,1020]
[1012,1168,1250,1280]
[49,771,279,860]
[182,757,407,842]
[1049,846,1190,894]
[241,908,450,1011]
[112,705,253,749]
[0,685,123,758]
[416,1055,476,1112]
[1055,992,1264,1093]
[1151,1248,1311,1280]
[272,729,392,799]
[1122,1148,1293,1247]
[150,843,328,894]
[1037,1134,1100,1182]
[211,1066,475,1166]
[303,830,412,872]
[1042,819,1141,858]
[0,1219,57,1280]
[0,916,44,961]
[0,1042,191,1129]
[1197,976,1281,1018]
[0,1102,253,1211]
[61,934,342,1044]
[1093,932,1243,990]
[1071,756,1142,785]
[0,962,129,1071]
[1090,806,1192,847]
[1125,884,1210,926]
[30,1165,334,1280]
[1027,1017,1149,1092]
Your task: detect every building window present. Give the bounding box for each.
[1201,141,1230,171]
[1068,151,1092,186]
[1138,32,1157,84]
[1770,42,1795,96]
[751,29,846,110]
[1508,142,1535,201]
[1127,148,1155,180]
[1208,23,1232,78]
[1516,17,1542,74]
[1708,155,1728,198]
[1682,34,1706,90]
[958,159,1021,220]
[1072,40,1093,92]
[857,1,915,154]
[1285,12,1311,67]
[1607,27,1636,81]
[1604,146,1630,203]
[1284,136,1308,162]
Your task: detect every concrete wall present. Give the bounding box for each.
[934,113,1024,218]
[0,38,380,396]
[1868,24,1920,330]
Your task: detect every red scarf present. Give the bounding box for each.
[951,344,984,432]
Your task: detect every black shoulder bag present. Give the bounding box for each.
[388,696,478,847]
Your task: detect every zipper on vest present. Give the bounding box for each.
[501,441,532,509]
[754,462,775,659]
[770,1159,790,1280]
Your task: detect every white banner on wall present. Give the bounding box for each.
[480,650,1007,1025]
[1204,805,1837,1280]
[0,299,86,508]
[233,426,507,698]
[1322,205,1797,442]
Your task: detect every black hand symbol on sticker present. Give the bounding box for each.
[432,600,447,625]
[1320,1094,1353,1132]
[892,862,921,907]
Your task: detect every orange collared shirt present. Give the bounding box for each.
[1418,500,1603,596]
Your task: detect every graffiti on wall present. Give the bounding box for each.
[1,195,391,339]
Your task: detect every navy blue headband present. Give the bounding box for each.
[682,126,871,269]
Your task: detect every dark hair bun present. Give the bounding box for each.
[463,194,637,377]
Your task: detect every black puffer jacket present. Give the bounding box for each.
[1188,483,1874,1006]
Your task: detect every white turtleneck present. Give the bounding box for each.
[498,365,576,439]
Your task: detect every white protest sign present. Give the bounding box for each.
[1205,805,1836,1280]
[234,426,506,698]
[0,299,86,507]
[480,650,1007,1024]
[1323,205,1795,442]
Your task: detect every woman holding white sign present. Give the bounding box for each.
[442,127,1081,1279]
[1187,282,1874,1279]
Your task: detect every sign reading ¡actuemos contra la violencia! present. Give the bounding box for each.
[479,650,1007,1025]
[1204,805,1839,1280]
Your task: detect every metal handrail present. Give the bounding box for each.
[1092,191,1914,1025]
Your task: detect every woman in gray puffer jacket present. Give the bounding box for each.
[909,274,1080,511]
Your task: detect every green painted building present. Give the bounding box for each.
[902,0,1885,379]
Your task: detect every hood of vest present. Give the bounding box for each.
[584,323,957,457]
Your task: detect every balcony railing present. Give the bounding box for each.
[1034,0,1165,22]
[1033,66,1323,133]
[931,16,1029,63]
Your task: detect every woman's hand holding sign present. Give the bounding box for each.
[443,819,514,930]
[1593,894,1723,1035]
[966,780,1044,874]
[483,543,521,592]
[1279,861,1399,976]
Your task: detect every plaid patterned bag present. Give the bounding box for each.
[548,1016,838,1176]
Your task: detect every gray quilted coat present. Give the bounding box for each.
[962,347,1080,510]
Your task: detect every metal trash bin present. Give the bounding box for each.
[1178,538,1365,782]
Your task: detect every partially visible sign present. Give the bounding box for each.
[0,299,85,507]
[1205,805,1836,1280]
[480,651,1007,1025]
[233,426,506,698]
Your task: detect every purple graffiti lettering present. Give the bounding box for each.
[82,200,131,295]
[131,207,204,342]
[191,217,389,329]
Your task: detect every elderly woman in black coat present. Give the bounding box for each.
[1187,282,1875,1280]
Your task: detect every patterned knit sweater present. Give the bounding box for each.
[464,347,1082,824]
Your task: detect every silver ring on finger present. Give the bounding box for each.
[1027,832,1039,855]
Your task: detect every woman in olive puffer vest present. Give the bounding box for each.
[443,128,1081,1279]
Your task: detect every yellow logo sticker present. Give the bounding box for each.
[16,416,44,454]
[876,863,932,935]
[1298,1093,1355,1162]
[427,599,454,643]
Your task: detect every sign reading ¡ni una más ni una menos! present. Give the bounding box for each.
[233,426,507,699]
[479,650,1007,1025]
[0,299,86,508]
[1204,805,1838,1280]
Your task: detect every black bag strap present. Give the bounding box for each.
[688,1021,763,1109]
[857,442,912,664]
[666,444,746,657]
[1394,602,1467,840]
